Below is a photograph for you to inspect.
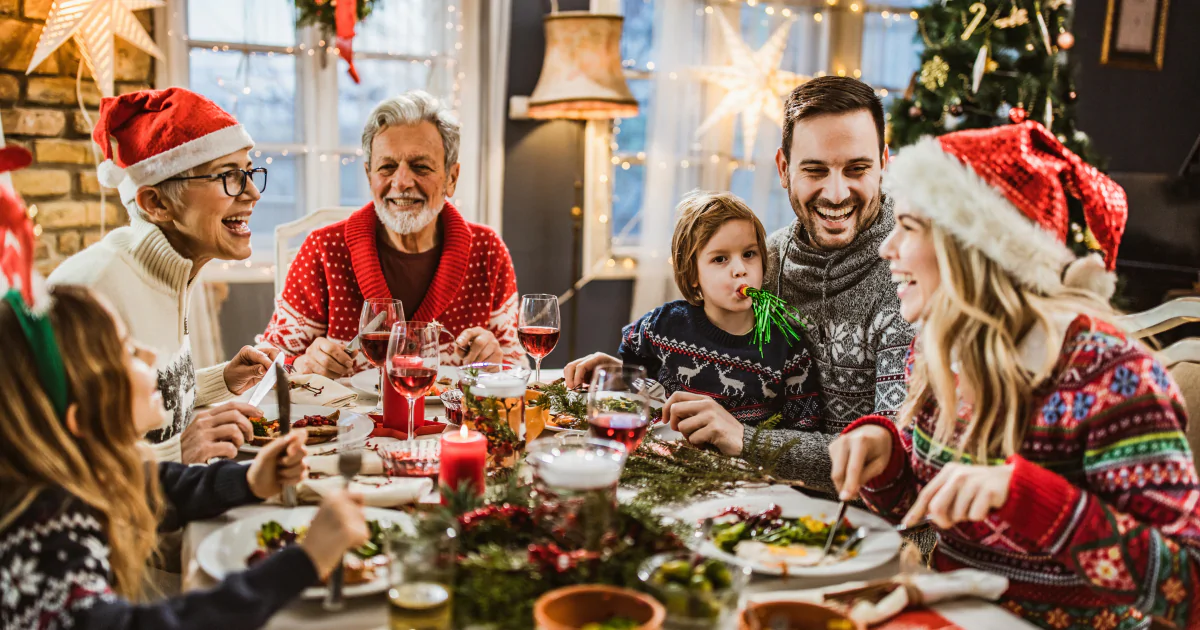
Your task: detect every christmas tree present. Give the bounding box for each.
[889,0,1105,257]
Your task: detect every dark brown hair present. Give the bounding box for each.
[671,190,767,306]
[780,76,885,160]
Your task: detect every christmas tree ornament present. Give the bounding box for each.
[919,56,950,91]
[295,0,382,84]
[736,284,807,355]
[943,111,966,131]
[25,0,165,98]
[1056,32,1075,50]
[693,12,808,157]
[949,102,964,116]
[971,45,989,93]
[1043,95,1054,128]
[1008,105,1027,123]
[1067,90,1078,103]
[1035,10,1054,53]
[909,104,924,119]
[961,2,988,40]
[994,6,1029,28]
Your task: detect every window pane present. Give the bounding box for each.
[861,12,922,90]
[611,164,645,248]
[621,0,654,70]
[730,168,795,236]
[189,49,298,144]
[249,154,300,254]
[338,59,435,147]
[340,159,371,207]
[187,0,296,47]
[612,78,652,156]
[356,0,446,55]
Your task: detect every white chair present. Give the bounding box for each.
[1118,297,1200,468]
[274,207,356,296]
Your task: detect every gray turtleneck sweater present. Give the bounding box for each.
[751,196,915,492]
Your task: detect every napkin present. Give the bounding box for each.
[297,475,433,507]
[288,373,358,407]
[747,569,1009,626]
[366,414,447,440]
[307,450,385,476]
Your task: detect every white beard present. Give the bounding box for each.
[375,200,442,235]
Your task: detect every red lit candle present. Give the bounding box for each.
[439,425,486,501]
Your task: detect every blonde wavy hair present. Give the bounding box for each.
[0,285,160,599]
[899,222,1113,463]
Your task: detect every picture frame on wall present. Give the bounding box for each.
[1100,0,1170,70]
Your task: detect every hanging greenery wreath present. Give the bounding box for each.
[292,0,381,32]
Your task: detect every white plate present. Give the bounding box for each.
[239,404,372,455]
[672,491,900,578]
[196,506,411,599]
[348,368,452,404]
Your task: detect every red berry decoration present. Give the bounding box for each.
[1056,32,1075,50]
[908,105,923,119]
[1009,106,1028,123]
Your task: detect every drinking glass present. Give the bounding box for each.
[587,365,650,453]
[518,294,560,385]
[386,516,457,630]
[526,436,628,550]
[359,298,404,412]
[385,321,440,442]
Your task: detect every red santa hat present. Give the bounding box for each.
[1,145,36,305]
[884,121,1128,299]
[92,87,253,204]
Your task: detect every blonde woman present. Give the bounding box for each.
[0,285,368,629]
[830,122,1200,630]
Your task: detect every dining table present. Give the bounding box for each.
[181,368,1040,630]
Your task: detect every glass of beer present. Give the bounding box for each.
[386,517,457,630]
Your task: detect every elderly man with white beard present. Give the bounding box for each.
[258,91,524,376]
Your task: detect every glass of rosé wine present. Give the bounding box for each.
[358,298,403,412]
[587,365,650,453]
[518,294,560,385]
[385,321,440,442]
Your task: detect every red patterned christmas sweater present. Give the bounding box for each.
[257,202,524,370]
[848,314,1200,630]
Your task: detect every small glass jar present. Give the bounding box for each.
[638,551,751,630]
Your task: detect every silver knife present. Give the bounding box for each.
[819,501,849,563]
[324,422,363,611]
[345,310,388,353]
[276,363,298,508]
[247,352,286,408]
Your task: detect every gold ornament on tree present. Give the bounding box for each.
[919,56,950,91]
[960,2,988,40]
[692,12,809,157]
[25,0,165,98]
[994,5,1030,28]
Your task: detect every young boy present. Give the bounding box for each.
[567,191,832,488]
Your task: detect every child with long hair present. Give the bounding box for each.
[0,285,369,629]
[830,122,1200,629]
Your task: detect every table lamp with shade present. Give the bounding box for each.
[525,5,639,358]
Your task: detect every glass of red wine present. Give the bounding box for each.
[385,321,441,442]
[359,298,404,413]
[587,365,650,453]
[518,294,560,385]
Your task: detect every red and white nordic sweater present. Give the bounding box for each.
[850,315,1200,630]
[257,202,524,370]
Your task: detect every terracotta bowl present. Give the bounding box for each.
[534,584,667,630]
[738,601,864,630]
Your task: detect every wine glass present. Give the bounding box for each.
[587,365,650,453]
[385,321,441,442]
[359,299,404,412]
[518,294,560,385]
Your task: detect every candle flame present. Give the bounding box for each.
[460,424,469,439]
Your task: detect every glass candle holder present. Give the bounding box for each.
[526,436,628,551]
[457,363,531,469]
[379,439,441,478]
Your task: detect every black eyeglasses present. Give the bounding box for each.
[164,167,268,197]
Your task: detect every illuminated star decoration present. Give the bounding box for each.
[26,0,165,98]
[692,12,809,157]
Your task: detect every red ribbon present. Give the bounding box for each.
[335,0,360,83]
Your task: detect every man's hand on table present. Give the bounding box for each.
[246,430,309,499]
[664,391,744,456]
[300,489,370,579]
[455,327,502,364]
[563,352,622,388]
[180,402,262,463]
[223,345,280,394]
[294,337,358,378]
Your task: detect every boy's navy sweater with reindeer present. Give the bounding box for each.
[620,300,836,491]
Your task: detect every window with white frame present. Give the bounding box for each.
[604,0,922,259]
[166,0,469,259]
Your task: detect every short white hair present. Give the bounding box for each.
[361,90,460,170]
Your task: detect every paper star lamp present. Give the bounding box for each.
[26,0,165,98]
[693,12,809,157]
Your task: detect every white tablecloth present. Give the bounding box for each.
[181,370,1038,629]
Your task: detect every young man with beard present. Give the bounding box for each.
[259,90,524,376]
[49,88,278,464]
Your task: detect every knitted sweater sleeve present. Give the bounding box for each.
[484,231,524,366]
[256,233,331,359]
[843,415,918,521]
[156,460,262,531]
[989,355,1200,628]
[868,307,913,418]
[618,308,663,377]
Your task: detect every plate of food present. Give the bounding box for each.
[348,368,455,403]
[241,404,372,455]
[672,491,900,577]
[528,379,665,433]
[196,506,411,599]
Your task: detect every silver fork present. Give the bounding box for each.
[323,428,363,611]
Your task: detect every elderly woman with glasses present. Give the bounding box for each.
[49,88,278,465]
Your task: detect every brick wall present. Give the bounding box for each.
[0,0,156,274]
